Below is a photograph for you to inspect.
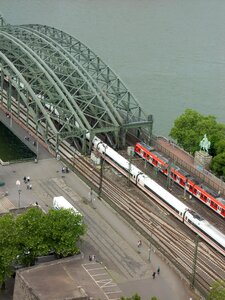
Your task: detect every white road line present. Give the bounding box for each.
[104,291,122,295]
[82,263,123,300]
[92,273,108,277]
[87,267,105,271]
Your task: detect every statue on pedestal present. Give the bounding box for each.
[199,134,211,154]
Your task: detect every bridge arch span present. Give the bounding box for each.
[0,22,152,153]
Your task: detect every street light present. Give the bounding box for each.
[148,232,153,262]
[16,180,21,208]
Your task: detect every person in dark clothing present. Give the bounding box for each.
[157,267,160,275]
[152,271,156,279]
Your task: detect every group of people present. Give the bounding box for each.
[136,240,160,279]
[89,254,96,262]
[23,176,32,190]
[152,267,160,279]
[62,166,69,173]
[24,135,37,146]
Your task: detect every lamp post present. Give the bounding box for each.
[36,141,39,162]
[16,180,21,208]
[148,232,153,262]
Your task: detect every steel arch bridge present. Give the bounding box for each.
[0,16,152,153]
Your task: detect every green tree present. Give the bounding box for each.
[15,207,49,266]
[45,208,86,258]
[0,207,86,287]
[211,153,225,177]
[0,214,18,289]
[207,279,225,300]
[169,109,225,155]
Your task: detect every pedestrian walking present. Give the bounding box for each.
[138,240,142,247]
[89,255,92,262]
[157,267,160,275]
[152,271,156,279]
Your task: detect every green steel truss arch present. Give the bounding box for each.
[0,22,152,152]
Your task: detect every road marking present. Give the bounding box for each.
[82,263,123,300]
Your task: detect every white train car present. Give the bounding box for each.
[137,174,189,222]
[184,210,225,255]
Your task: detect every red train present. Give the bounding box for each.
[135,142,225,218]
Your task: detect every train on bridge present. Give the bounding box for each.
[92,136,225,257]
[135,142,225,218]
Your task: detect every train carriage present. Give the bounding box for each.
[135,142,225,218]
[92,136,225,256]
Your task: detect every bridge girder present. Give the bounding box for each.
[0,23,153,152]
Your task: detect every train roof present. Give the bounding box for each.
[216,197,225,206]
[138,142,155,152]
[178,168,190,178]
[186,210,225,247]
[187,210,204,221]
[142,175,189,212]
[201,184,219,198]
[153,152,169,164]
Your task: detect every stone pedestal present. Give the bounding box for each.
[194,151,212,170]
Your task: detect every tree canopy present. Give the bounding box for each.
[207,279,225,300]
[0,206,86,289]
[0,214,18,289]
[169,109,225,176]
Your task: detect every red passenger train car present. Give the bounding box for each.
[135,142,225,218]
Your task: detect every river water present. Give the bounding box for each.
[1,0,225,137]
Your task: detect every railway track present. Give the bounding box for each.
[1,92,225,297]
[58,137,225,297]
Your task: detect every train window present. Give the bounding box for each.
[152,159,157,166]
[200,194,207,202]
[211,201,218,210]
[180,179,185,186]
[207,198,210,204]
[146,154,149,159]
